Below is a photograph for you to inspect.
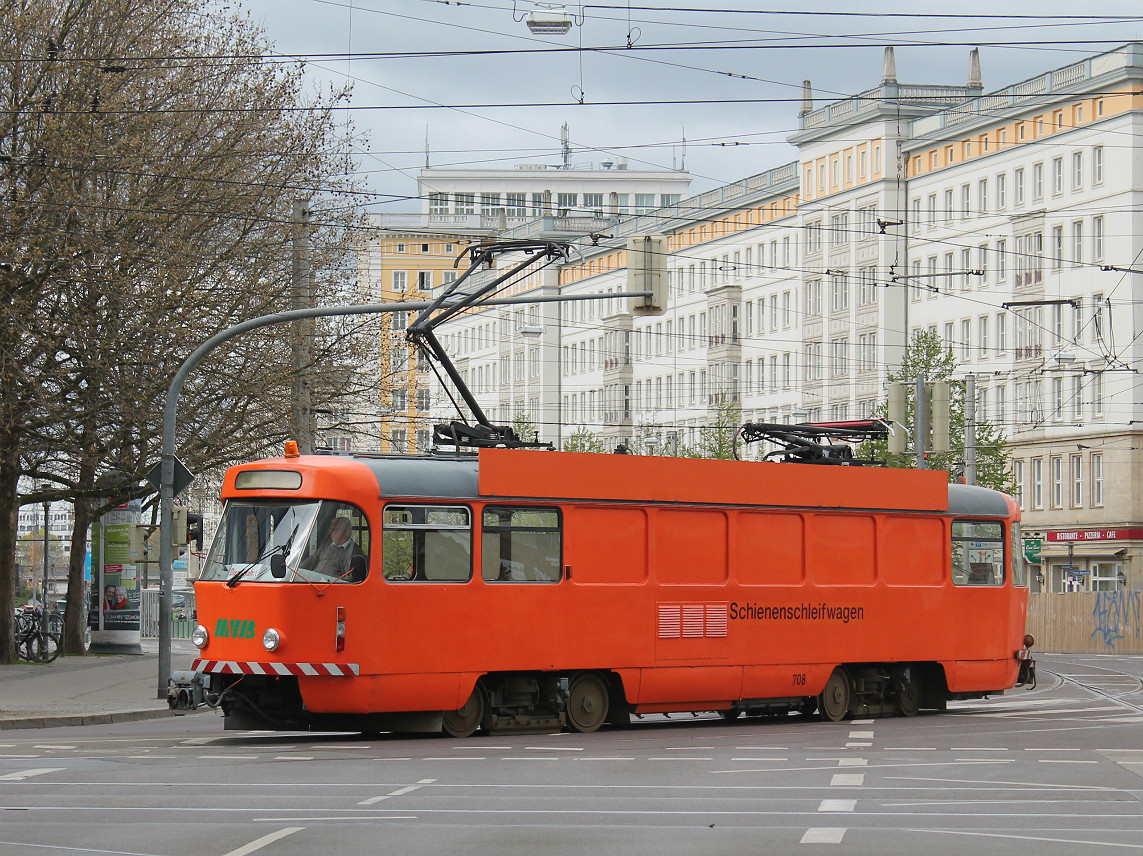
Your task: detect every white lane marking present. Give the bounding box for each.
[423,757,484,761]
[254,816,416,822]
[919,828,1143,849]
[646,757,712,761]
[849,731,875,739]
[525,746,583,752]
[502,757,560,761]
[949,747,1008,752]
[358,796,390,805]
[818,800,856,812]
[830,774,864,786]
[200,755,259,760]
[387,786,420,796]
[801,828,846,844]
[219,826,304,856]
[417,779,437,784]
[1037,760,1098,764]
[33,745,76,750]
[453,745,511,750]
[577,757,636,761]
[180,737,223,745]
[732,758,789,762]
[851,719,875,724]
[0,768,63,781]
[273,756,314,761]
[891,775,1115,791]
[845,743,872,748]
[838,758,867,767]
[0,755,40,760]
[1025,748,1082,752]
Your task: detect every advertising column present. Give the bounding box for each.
[88,500,143,654]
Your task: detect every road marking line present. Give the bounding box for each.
[0,755,40,760]
[646,757,713,761]
[838,758,867,767]
[0,768,63,781]
[33,745,75,750]
[525,746,583,751]
[830,774,864,786]
[848,731,875,739]
[919,828,1143,849]
[358,796,390,805]
[273,756,313,761]
[577,757,636,761]
[1036,760,1098,764]
[254,817,415,822]
[422,757,484,761]
[845,743,872,748]
[220,826,305,856]
[417,779,437,784]
[180,737,223,745]
[818,800,856,812]
[851,719,875,724]
[200,755,259,760]
[801,828,846,844]
[386,786,421,796]
[502,757,561,762]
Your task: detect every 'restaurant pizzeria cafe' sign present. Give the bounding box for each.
[1047,528,1143,542]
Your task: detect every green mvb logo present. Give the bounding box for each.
[215,618,256,639]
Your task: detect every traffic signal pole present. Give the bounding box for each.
[156,289,652,699]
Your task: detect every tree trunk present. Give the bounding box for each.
[0,429,22,664]
[63,495,93,656]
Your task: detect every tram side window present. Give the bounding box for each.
[383,506,472,582]
[1011,521,1028,587]
[482,507,562,583]
[951,520,1005,586]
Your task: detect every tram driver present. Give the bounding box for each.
[302,514,366,581]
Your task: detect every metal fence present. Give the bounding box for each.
[140,588,196,639]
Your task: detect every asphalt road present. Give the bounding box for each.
[1,654,1140,856]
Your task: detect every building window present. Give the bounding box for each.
[505,193,527,217]
[1091,453,1103,506]
[1093,215,1104,261]
[1014,168,1024,206]
[1052,157,1063,195]
[428,193,448,214]
[556,192,577,213]
[481,192,501,214]
[391,270,407,292]
[634,193,656,212]
[1072,151,1083,190]
[583,192,604,214]
[1072,221,1083,265]
[1093,146,1103,184]
[454,193,475,214]
[1070,455,1083,507]
[1050,456,1063,508]
[1031,458,1044,509]
[996,173,1006,209]
[1032,163,1043,200]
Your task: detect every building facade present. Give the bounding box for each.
[381,45,1142,592]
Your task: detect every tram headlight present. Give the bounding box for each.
[262,627,283,652]
[191,624,209,649]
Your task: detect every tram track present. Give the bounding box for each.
[1039,657,1143,715]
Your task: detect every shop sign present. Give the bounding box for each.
[1047,528,1143,542]
[1023,538,1042,564]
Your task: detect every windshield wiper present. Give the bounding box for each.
[226,523,300,588]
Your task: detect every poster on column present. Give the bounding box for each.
[88,499,143,654]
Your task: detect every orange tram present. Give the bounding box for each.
[185,444,1036,736]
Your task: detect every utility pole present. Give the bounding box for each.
[291,200,314,454]
[964,374,977,485]
[915,373,927,469]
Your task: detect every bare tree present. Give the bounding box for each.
[0,0,368,660]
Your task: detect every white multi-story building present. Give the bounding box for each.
[409,44,1142,593]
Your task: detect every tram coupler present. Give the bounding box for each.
[1015,633,1037,689]
[168,670,207,712]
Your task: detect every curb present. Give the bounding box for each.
[0,708,175,731]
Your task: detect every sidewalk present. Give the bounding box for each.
[0,638,200,730]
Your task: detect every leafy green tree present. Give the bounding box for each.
[860,330,1015,492]
[562,427,606,454]
[685,399,741,460]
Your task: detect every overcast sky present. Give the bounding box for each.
[238,0,1143,211]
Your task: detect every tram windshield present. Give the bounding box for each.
[200,500,370,585]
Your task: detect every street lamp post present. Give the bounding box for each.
[40,487,50,633]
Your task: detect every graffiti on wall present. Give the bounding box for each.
[1091,590,1142,648]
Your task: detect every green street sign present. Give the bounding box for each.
[1023,537,1042,564]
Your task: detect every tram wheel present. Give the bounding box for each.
[818,667,852,722]
[718,709,742,721]
[442,683,485,738]
[567,673,609,733]
[896,667,922,717]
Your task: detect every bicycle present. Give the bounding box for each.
[15,609,61,663]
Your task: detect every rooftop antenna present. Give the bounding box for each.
[425,126,430,169]
[680,126,686,171]
[561,122,571,169]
